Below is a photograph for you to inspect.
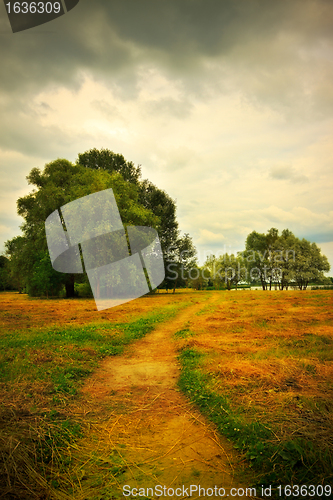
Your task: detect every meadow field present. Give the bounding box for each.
[0,290,332,499]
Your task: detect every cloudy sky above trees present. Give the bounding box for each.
[1,0,332,267]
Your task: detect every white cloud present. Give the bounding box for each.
[197,229,226,245]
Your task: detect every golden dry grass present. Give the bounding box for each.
[0,291,183,333]
[180,290,333,448]
[1,290,332,497]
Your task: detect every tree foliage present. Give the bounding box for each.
[5,149,189,297]
[201,228,330,291]
[4,236,29,293]
[6,157,160,297]
[203,253,247,290]
[243,228,330,290]
[164,233,197,293]
[77,148,141,184]
[138,179,178,252]
[0,255,11,291]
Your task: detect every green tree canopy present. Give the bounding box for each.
[77,148,141,184]
[291,239,330,290]
[78,149,179,254]
[201,228,330,291]
[138,179,178,252]
[6,149,192,297]
[6,158,159,297]
[243,228,330,290]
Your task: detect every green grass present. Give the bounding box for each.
[173,327,195,339]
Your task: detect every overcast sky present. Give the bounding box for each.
[1,0,332,268]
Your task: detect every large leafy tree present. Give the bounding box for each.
[291,239,330,290]
[272,229,299,290]
[4,236,30,293]
[6,149,191,297]
[243,230,271,289]
[6,158,159,297]
[137,179,178,253]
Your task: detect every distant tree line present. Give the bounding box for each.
[196,228,331,291]
[2,148,195,297]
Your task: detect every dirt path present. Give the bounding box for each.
[79,297,257,499]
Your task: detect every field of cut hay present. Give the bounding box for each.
[0,290,332,499]
[175,290,333,491]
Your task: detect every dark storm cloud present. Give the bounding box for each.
[1,0,332,99]
[0,1,136,95]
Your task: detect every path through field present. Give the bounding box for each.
[78,296,257,499]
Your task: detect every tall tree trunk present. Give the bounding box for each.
[65,274,75,298]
